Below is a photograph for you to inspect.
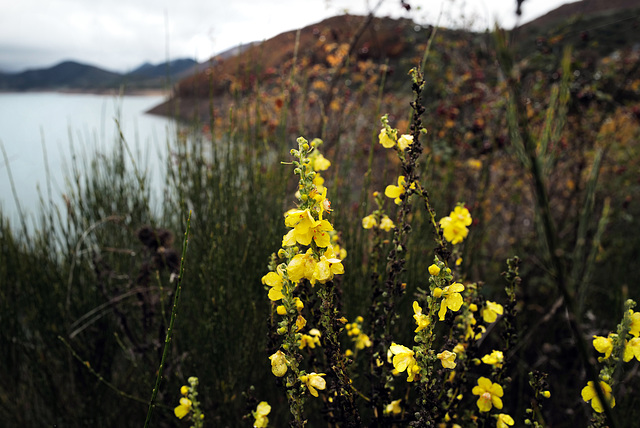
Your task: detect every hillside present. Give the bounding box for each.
[147,14,442,119]
[514,0,640,58]
[148,0,640,122]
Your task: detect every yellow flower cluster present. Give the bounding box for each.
[583,305,640,414]
[439,205,472,245]
[299,328,322,349]
[362,213,395,231]
[345,316,372,350]
[287,246,344,285]
[283,208,333,248]
[174,377,204,425]
[252,401,271,427]
[378,114,413,151]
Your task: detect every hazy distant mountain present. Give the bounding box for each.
[0,61,121,91]
[127,58,198,79]
[0,58,197,91]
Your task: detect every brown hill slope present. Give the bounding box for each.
[519,0,639,30]
[148,14,430,120]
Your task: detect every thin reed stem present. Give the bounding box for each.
[494,28,618,428]
[0,139,29,236]
[143,211,191,427]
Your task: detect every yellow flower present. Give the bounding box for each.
[313,173,325,191]
[379,128,397,148]
[180,385,189,396]
[384,399,402,415]
[262,271,284,301]
[284,208,314,235]
[276,305,287,315]
[300,372,326,397]
[451,205,472,226]
[253,401,271,427]
[467,158,483,170]
[481,350,504,368]
[581,381,615,413]
[355,333,372,350]
[389,343,421,382]
[593,334,614,359]
[379,215,395,231]
[269,350,288,377]
[287,251,316,282]
[437,350,457,369]
[310,153,331,171]
[496,413,514,428]
[397,134,413,151]
[434,282,465,321]
[296,315,307,331]
[629,310,640,337]
[385,176,414,205]
[412,301,430,332]
[481,301,504,323]
[428,264,441,276]
[623,337,640,362]
[331,238,347,260]
[362,214,378,229]
[439,215,469,245]
[174,397,192,419]
[472,377,504,412]
[312,245,344,284]
[453,343,466,355]
[299,329,322,349]
[314,187,333,219]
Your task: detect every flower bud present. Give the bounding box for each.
[428,264,441,276]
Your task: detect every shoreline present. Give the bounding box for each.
[0,88,171,97]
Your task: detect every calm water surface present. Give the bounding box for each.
[0,92,174,230]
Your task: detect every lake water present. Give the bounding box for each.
[0,92,174,231]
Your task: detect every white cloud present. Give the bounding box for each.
[0,0,569,73]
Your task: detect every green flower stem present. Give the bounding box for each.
[143,211,191,428]
[317,282,361,427]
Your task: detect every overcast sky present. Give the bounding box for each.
[0,0,570,73]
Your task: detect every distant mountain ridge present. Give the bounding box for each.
[0,58,197,92]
